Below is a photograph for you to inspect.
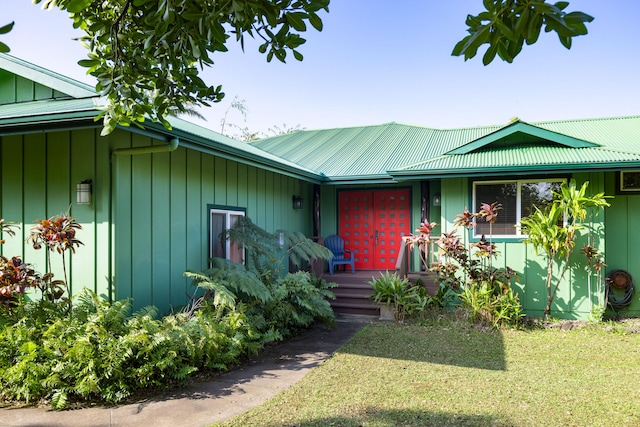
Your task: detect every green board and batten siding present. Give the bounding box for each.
[1,129,109,301]
[1,127,313,315]
[112,132,312,313]
[604,171,640,317]
[440,172,611,319]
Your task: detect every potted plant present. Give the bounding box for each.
[368,271,427,321]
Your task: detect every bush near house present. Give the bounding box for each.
[0,215,335,409]
[405,204,524,328]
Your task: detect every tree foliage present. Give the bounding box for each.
[2,1,592,135]
[519,180,609,319]
[31,0,330,135]
[453,0,594,65]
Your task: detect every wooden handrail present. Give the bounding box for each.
[395,235,435,278]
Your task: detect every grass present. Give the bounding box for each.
[213,318,640,426]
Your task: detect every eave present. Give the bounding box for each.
[389,161,640,180]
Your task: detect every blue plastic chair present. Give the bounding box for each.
[324,234,355,275]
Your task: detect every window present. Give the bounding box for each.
[620,171,640,192]
[472,179,564,237]
[209,207,245,264]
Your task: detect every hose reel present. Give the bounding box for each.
[605,269,634,317]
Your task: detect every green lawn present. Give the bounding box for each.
[213,320,640,427]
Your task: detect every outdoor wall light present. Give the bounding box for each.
[76,180,92,205]
[432,193,441,207]
[292,195,303,209]
[275,230,286,248]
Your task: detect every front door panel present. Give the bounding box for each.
[338,189,411,271]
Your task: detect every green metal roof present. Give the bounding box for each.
[252,116,640,182]
[390,145,640,178]
[0,56,323,183]
[0,98,98,127]
[252,122,501,182]
[3,54,640,183]
[446,120,599,154]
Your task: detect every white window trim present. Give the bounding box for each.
[209,208,246,264]
[472,178,566,238]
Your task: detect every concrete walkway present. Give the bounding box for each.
[0,317,368,427]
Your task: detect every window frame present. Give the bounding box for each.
[619,170,640,192]
[208,205,246,266]
[471,178,566,238]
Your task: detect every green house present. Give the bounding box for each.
[1,54,639,319]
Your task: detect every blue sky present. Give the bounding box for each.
[5,1,639,135]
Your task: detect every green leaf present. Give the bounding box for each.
[494,19,515,41]
[0,21,14,35]
[0,42,9,53]
[482,41,499,65]
[292,49,303,61]
[286,12,308,32]
[308,12,323,31]
[77,59,100,68]
[66,0,92,13]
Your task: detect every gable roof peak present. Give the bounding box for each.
[445,119,599,155]
[0,53,96,99]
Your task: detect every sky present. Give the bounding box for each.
[4,1,640,136]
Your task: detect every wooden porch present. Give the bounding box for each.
[320,237,438,316]
[323,270,437,316]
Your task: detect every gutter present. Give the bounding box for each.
[111,137,180,160]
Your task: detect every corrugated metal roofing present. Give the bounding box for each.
[0,98,98,121]
[391,145,640,177]
[252,116,640,181]
[3,53,640,183]
[0,59,323,182]
[252,122,502,179]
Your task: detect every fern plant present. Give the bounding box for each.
[224,216,333,281]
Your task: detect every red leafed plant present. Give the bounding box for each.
[26,213,83,307]
[27,215,83,254]
[0,219,41,311]
[0,214,83,314]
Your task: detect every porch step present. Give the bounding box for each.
[324,272,378,316]
[322,270,438,316]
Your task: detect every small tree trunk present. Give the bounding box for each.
[544,259,554,319]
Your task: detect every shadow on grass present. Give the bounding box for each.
[250,407,509,427]
[340,322,506,371]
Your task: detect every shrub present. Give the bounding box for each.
[369,271,430,322]
[421,203,524,327]
[1,215,336,409]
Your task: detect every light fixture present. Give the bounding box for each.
[432,193,441,207]
[292,195,303,209]
[275,230,286,248]
[77,180,92,205]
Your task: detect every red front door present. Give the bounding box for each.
[338,189,411,270]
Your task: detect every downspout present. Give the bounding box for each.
[108,136,179,303]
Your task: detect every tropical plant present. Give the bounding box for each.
[368,271,429,322]
[262,271,336,335]
[26,212,83,307]
[519,180,610,319]
[223,216,333,281]
[0,288,266,409]
[427,203,523,327]
[581,243,606,322]
[185,217,336,337]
